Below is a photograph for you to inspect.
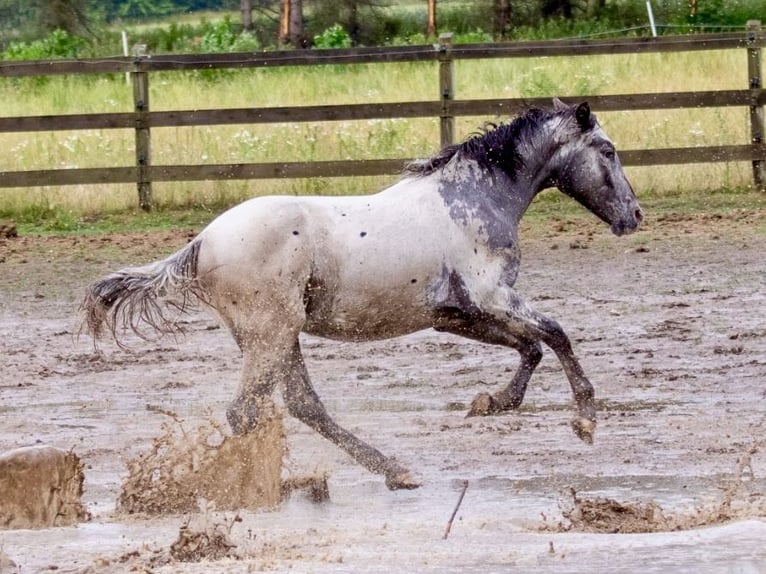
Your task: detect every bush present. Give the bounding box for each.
[200,17,259,53]
[2,29,86,60]
[313,24,352,49]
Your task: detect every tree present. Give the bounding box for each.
[493,0,512,39]
[241,0,252,31]
[541,0,574,19]
[279,0,304,46]
[427,0,436,37]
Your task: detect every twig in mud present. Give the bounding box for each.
[145,403,182,423]
[443,480,469,540]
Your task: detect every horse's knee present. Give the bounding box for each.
[285,391,318,422]
[523,341,543,366]
[226,397,260,434]
[284,384,328,429]
[538,317,573,353]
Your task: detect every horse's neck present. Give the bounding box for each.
[512,131,560,199]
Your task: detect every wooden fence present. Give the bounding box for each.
[0,22,764,210]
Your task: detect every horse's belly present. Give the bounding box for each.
[303,294,432,342]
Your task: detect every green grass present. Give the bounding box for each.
[12,186,765,238]
[0,47,761,223]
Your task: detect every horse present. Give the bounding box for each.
[81,98,642,490]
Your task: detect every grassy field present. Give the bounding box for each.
[0,45,760,228]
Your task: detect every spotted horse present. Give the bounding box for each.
[82,99,643,490]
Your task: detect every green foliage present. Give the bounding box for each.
[114,0,176,20]
[313,24,352,49]
[2,28,86,60]
[154,22,198,52]
[454,29,493,43]
[199,17,259,52]
[684,0,763,29]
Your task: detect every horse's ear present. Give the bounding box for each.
[552,97,568,111]
[575,102,592,130]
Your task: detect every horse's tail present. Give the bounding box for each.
[80,238,205,345]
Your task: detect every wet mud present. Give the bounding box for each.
[1,208,766,571]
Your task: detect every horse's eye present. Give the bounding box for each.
[603,149,615,160]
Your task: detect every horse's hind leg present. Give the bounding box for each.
[281,341,420,491]
[227,352,282,434]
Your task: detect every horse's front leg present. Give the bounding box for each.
[502,294,596,443]
[443,290,597,444]
[281,341,420,490]
[467,336,543,417]
[435,318,543,415]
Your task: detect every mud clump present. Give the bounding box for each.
[0,445,90,529]
[282,474,331,503]
[553,441,766,534]
[169,515,240,562]
[0,222,17,239]
[118,407,285,515]
[563,492,670,533]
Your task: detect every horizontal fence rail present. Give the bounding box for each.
[0,23,764,209]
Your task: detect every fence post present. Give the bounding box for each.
[438,32,455,148]
[131,44,153,210]
[747,20,764,191]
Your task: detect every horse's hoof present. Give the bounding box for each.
[467,392,498,417]
[571,417,596,444]
[385,469,421,490]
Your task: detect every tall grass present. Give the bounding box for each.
[0,47,757,221]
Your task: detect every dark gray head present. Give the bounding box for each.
[406,99,642,236]
[548,98,643,236]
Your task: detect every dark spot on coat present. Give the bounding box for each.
[292,230,300,236]
[410,278,417,284]
[360,231,367,237]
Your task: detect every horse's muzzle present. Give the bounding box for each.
[610,206,643,236]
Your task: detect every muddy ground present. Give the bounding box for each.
[1,203,766,572]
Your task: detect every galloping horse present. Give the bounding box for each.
[82,99,642,490]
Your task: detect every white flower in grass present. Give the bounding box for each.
[688,122,704,138]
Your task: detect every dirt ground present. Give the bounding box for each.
[1,202,766,573]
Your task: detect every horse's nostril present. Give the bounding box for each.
[635,208,644,222]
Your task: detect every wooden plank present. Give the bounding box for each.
[147,159,409,181]
[2,146,764,188]
[0,102,441,133]
[0,112,136,132]
[4,90,763,135]
[0,57,130,77]
[452,90,763,117]
[0,167,136,187]
[448,33,756,60]
[619,144,766,166]
[1,32,760,78]
[146,101,442,127]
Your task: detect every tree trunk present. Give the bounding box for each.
[348,0,360,46]
[586,0,606,18]
[427,0,437,37]
[241,0,252,31]
[493,0,512,39]
[289,0,304,46]
[280,0,304,47]
[279,0,290,44]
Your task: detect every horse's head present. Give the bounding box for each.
[549,98,643,236]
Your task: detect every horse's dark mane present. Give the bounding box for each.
[405,107,563,178]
